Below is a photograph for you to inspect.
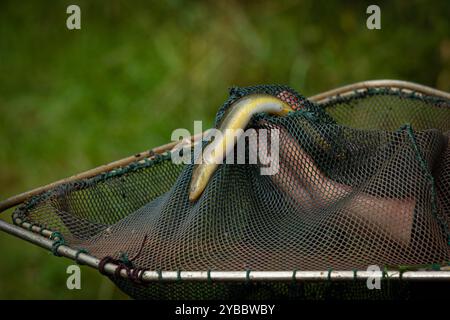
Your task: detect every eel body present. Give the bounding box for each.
[189,94,294,202]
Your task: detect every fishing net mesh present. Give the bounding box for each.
[13,85,450,300]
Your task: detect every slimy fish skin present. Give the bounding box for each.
[189,94,294,202]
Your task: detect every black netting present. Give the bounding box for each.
[14,85,450,299]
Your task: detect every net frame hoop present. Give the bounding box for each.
[309,79,450,104]
[1,79,449,282]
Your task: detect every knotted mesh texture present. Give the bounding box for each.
[14,85,450,299]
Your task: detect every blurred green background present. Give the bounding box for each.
[0,0,449,299]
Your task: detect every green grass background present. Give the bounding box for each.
[0,0,449,299]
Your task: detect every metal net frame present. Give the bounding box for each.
[1,80,449,300]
